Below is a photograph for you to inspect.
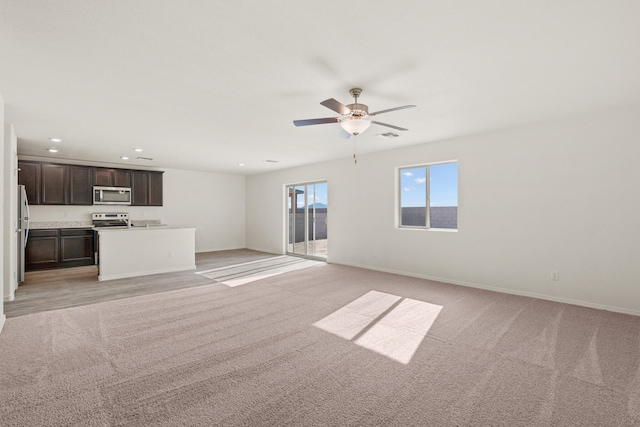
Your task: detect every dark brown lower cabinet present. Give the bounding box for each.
[26,228,95,271]
[25,230,59,271]
[60,229,95,266]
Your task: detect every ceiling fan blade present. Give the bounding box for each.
[339,128,352,139]
[293,117,340,127]
[368,105,416,116]
[320,98,351,115]
[370,120,408,131]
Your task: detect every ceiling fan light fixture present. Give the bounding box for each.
[340,119,371,135]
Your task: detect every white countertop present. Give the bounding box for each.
[29,221,93,229]
[96,225,195,232]
[29,219,176,230]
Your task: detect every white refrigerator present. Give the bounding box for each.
[17,185,30,283]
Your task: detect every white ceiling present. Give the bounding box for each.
[1,1,640,175]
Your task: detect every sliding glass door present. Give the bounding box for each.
[286,181,327,259]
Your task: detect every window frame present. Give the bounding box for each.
[397,160,458,231]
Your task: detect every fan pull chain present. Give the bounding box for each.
[353,135,358,164]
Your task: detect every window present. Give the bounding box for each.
[399,161,458,229]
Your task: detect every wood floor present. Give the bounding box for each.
[4,249,277,318]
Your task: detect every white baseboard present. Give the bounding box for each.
[196,246,246,254]
[0,314,6,335]
[335,261,640,317]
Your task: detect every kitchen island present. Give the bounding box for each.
[97,226,196,281]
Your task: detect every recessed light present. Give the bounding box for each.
[133,148,143,152]
[47,148,59,153]
[49,138,62,142]
[238,163,245,166]
[120,156,129,160]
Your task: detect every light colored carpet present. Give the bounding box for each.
[1,263,640,426]
[197,255,325,287]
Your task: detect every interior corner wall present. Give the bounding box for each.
[3,124,17,303]
[245,103,640,315]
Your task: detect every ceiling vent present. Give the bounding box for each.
[136,156,154,161]
[264,159,278,163]
[379,132,400,139]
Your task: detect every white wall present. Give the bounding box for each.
[246,104,640,315]
[161,168,245,252]
[0,93,5,332]
[23,159,246,253]
[3,124,17,301]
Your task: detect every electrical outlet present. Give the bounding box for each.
[551,271,560,281]
[168,251,174,258]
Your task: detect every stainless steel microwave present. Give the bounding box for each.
[93,186,132,205]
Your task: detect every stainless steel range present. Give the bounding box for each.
[92,213,130,265]
[92,212,130,229]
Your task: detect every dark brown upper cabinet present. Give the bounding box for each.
[130,170,147,206]
[18,161,41,204]
[68,166,93,205]
[93,168,131,187]
[93,168,111,186]
[131,170,164,206]
[148,171,164,206]
[41,164,68,205]
[113,169,131,187]
[17,160,162,206]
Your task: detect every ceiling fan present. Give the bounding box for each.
[293,88,416,138]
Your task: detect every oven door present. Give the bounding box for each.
[93,229,99,265]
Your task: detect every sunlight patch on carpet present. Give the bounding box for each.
[314,290,442,364]
[197,255,325,287]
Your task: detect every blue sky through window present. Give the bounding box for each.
[401,162,458,207]
[430,162,458,207]
[293,182,328,208]
[401,167,427,208]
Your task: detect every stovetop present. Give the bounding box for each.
[92,212,130,228]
